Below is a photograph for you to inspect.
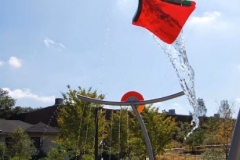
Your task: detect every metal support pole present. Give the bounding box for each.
[131,104,154,160]
[228,109,240,160]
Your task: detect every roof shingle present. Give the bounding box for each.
[0,120,58,135]
[25,122,58,134]
[0,119,33,133]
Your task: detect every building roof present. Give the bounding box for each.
[25,122,58,134]
[0,120,58,135]
[9,105,60,127]
[8,98,63,127]
[0,119,33,134]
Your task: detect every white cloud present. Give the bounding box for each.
[3,88,55,102]
[44,38,55,47]
[0,60,4,66]
[190,12,221,24]
[43,38,66,50]
[187,11,227,30]
[8,57,22,68]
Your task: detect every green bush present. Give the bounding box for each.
[202,149,225,160]
[7,127,37,160]
[43,147,67,160]
[0,143,7,160]
[10,156,27,160]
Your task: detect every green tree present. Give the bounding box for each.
[105,108,129,159]
[129,106,176,159]
[7,127,36,160]
[42,147,67,160]
[175,121,192,145]
[0,88,15,119]
[215,100,235,159]
[57,85,106,159]
[0,142,7,160]
[197,98,207,117]
[204,117,219,145]
[12,106,40,115]
[184,128,206,153]
[189,98,207,117]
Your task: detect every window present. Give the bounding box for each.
[31,137,41,149]
[5,137,12,147]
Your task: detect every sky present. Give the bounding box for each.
[1,0,240,117]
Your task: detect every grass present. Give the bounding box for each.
[155,147,226,160]
[156,154,203,160]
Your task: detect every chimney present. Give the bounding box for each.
[214,114,220,118]
[55,98,63,105]
[168,109,176,115]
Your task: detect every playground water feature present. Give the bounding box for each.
[154,32,200,135]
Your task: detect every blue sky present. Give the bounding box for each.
[1,0,240,117]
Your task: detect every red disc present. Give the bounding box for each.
[121,91,145,113]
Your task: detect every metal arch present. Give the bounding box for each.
[77,91,184,160]
[76,91,184,106]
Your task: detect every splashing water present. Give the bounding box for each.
[153,32,199,136]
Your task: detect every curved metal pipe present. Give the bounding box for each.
[77,91,184,106]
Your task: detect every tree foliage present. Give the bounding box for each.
[175,122,192,144]
[184,128,206,153]
[197,98,207,117]
[57,85,105,159]
[0,143,6,160]
[0,88,37,119]
[215,100,235,159]
[204,117,219,145]
[42,147,67,160]
[189,98,207,117]
[0,88,15,119]
[128,106,176,159]
[11,106,40,115]
[7,127,37,160]
[105,108,129,159]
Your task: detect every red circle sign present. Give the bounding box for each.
[121,91,145,113]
